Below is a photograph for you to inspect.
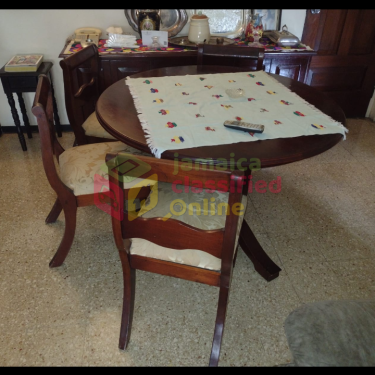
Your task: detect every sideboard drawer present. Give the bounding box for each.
[9,76,38,91]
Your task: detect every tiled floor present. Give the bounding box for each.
[1,118,375,366]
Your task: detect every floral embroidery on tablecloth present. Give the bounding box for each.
[166,122,177,128]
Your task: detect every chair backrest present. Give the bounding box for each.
[197,44,265,71]
[59,44,100,145]
[32,74,68,198]
[107,151,245,286]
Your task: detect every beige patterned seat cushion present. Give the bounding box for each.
[82,111,117,140]
[59,142,151,196]
[130,181,248,271]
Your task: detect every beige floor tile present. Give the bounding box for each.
[0,321,28,366]
[267,231,326,271]
[329,258,375,299]
[284,261,352,303]
[20,321,87,366]
[317,226,374,261]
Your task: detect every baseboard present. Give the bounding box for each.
[0,124,72,134]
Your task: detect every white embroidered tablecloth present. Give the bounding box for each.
[126,70,348,158]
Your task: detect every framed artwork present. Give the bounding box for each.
[252,9,282,31]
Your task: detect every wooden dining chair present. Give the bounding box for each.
[32,74,150,268]
[197,44,265,71]
[60,44,116,146]
[106,151,249,366]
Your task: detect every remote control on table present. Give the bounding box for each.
[223,120,265,133]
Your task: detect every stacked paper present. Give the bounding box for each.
[105,33,138,48]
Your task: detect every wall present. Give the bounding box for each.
[0,9,307,127]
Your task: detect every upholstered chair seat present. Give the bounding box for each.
[59,141,149,196]
[81,112,116,140]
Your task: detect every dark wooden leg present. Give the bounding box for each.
[16,92,32,139]
[209,286,229,367]
[239,220,281,281]
[45,198,63,224]
[119,252,136,350]
[239,169,281,281]
[49,203,77,268]
[49,72,62,137]
[6,92,27,151]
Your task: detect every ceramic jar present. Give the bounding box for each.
[188,13,210,44]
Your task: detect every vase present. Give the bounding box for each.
[245,13,263,46]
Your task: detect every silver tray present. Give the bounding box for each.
[124,9,188,37]
[194,9,250,39]
[169,36,236,49]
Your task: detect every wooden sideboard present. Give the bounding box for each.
[59,43,316,94]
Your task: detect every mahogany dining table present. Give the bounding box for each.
[95,65,346,282]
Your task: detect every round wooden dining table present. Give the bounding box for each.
[96,65,346,282]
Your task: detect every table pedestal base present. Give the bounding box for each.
[239,220,281,282]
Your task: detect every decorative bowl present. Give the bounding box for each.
[225,88,245,98]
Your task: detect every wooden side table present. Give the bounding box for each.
[0,62,62,151]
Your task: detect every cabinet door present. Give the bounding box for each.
[265,56,311,83]
[100,58,151,91]
[302,9,375,117]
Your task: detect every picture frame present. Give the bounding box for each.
[252,9,282,32]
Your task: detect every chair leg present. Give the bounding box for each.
[118,251,136,350]
[209,286,230,367]
[49,203,77,268]
[45,198,63,224]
